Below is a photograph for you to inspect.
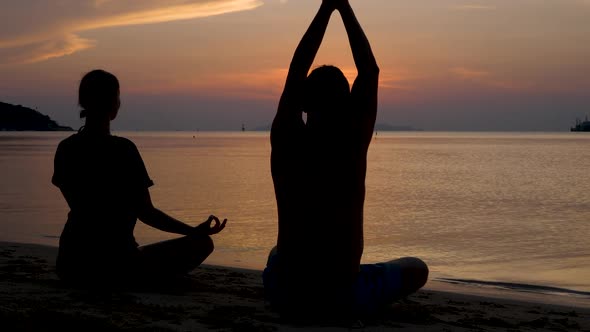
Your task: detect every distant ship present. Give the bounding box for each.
[571,116,590,132]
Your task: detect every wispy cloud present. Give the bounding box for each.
[450,67,490,80]
[125,68,287,100]
[0,0,263,64]
[126,67,420,100]
[449,66,530,90]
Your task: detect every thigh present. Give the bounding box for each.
[138,234,214,276]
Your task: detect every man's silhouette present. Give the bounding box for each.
[265,0,428,321]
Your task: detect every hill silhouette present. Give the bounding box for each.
[0,102,72,131]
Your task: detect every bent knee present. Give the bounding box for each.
[267,246,278,263]
[410,257,429,287]
[397,257,429,295]
[203,235,214,255]
[186,234,214,256]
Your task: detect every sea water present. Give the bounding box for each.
[1,131,589,296]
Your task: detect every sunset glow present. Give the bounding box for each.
[1,0,589,131]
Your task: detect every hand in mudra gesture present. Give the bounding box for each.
[194,215,227,236]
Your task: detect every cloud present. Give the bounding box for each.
[0,0,263,64]
[452,4,496,11]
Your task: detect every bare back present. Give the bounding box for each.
[269,1,379,315]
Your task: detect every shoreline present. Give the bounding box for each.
[7,237,589,304]
[2,241,589,308]
[1,241,588,331]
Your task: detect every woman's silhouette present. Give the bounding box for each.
[52,69,226,288]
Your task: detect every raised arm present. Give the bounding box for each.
[337,0,379,144]
[337,1,379,76]
[272,2,335,132]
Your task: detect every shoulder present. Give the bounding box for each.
[111,135,134,145]
[56,133,82,152]
[111,135,139,151]
[60,132,81,144]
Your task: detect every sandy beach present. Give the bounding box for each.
[1,241,588,331]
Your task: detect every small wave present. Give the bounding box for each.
[435,278,590,298]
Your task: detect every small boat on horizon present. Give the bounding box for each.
[571,116,590,132]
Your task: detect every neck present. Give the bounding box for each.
[83,116,111,135]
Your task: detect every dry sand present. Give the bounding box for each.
[1,242,588,331]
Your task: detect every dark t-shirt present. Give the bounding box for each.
[52,132,153,275]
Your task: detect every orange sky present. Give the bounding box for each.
[1,0,589,130]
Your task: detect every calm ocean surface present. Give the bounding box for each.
[1,131,589,295]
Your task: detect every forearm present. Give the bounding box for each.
[275,4,334,127]
[288,3,334,81]
[337,3,379,74]
[140,208,194,236]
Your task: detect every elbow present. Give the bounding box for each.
[368,64,380,76]
[359,63,379,77]
[137,204,156,222]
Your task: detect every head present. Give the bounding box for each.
[303,65,351,131]
[78,69,120,121]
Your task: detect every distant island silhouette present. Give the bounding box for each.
[571,116,590,132]
[252,123,422,132]
[0,102,72,131]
